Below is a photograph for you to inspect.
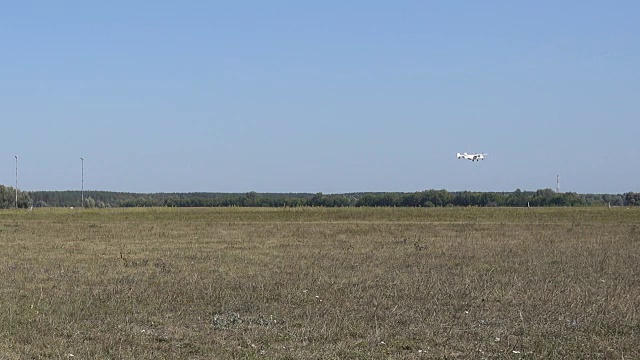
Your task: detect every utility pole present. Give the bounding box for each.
[15,155,18,208]
[81,157,84,207]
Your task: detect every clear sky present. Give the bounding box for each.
[1,1,638,194]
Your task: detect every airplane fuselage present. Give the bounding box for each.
[457,152,486,161]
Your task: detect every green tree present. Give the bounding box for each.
[242,191,260,207]
[84,196,96,208]
[531,189,555,206]
[624,192,640,206]
[0,185,31,209]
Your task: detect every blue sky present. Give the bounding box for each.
[1,1,638,194]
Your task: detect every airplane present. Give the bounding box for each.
[457,152,488,161]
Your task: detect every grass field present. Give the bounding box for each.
[0,207,638,359]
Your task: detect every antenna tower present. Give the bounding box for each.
[556,174,560,193]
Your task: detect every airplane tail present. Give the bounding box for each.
[457,152,462,159]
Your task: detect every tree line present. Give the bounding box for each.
[4,188,636,209]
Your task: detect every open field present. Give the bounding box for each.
[0,207,638,359]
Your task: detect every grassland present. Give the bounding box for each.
[0,207,638,359]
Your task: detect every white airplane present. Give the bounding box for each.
[457,152,488,161]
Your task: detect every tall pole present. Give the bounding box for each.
[15,155,18,208]
[81,158,84,207]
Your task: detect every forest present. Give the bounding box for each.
[0,185,636,209]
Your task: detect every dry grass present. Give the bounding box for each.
[0,207,638,359]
